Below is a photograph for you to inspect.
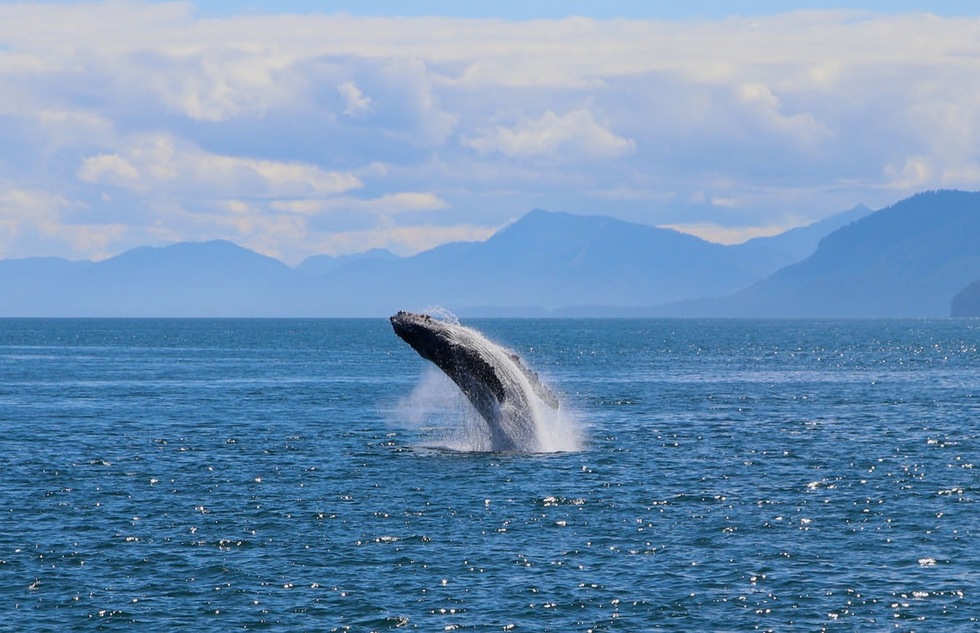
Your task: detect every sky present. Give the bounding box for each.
[2,1,980,263]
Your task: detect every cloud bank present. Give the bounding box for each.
[2,3,980,260]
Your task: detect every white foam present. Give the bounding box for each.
[420,306,460,326]
[396,367,494,452]
[394,329,584,453]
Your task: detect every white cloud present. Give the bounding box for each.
[77,133,363,197]
[338,81,372,116]
[271,192,447,216]
[0,186,125,259]
[0,187,68,224]
[369,192,448,213]
[736,82,831,149]
[78,154,141,186]
[311,222,499,258]
[661,222,792,245]
[465,109,635,160]
[883,155,934,190]
[3,5,980,260]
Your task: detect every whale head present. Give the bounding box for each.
[390,311,456,365]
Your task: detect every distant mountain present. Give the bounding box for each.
[314,209,763,315]
[684,190,980,317]
[951,280,980,317]
[730,203,873,278]
[0,240,299,316]
[1,193,972,317]
[1,210,786,316]
[0,257,92,315]
[344,204,873,316]
[296,248,399,275]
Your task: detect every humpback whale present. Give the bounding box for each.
[390,311,560,452]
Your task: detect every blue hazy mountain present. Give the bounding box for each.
[682,190,980,317]
[295,248,399,275]
[0,240,299,316]
[86,240,298,316]
[951,280,980,317]
[730,203,873,278]
[301,204,870,315]
[0,193,968,317]
[1,210,814,316]
[322,209,765,315]
[0,256,93,315]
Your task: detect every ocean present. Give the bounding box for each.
[1,318,977,631]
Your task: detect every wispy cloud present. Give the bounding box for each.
[1,3,980,260]
[660,221,792,244]
[338,81,372,117]
[465,110,635,161]
[77,133,363,197]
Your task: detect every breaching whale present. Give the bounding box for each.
[390,311,560,451]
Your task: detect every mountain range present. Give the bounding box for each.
[951,281,980,317]
[1,190,978,317]
[681,190,980,317]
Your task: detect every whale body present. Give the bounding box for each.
[390,311,560,451]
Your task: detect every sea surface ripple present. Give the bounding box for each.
[0,318,977,631]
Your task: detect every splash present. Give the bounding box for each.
[397,365,583,453]
[396,367,499,452]
[421,306,461,326]
[391,312,583,453]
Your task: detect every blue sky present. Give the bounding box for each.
[1,1,979,262]
[3,0,961,19]
[177,1,980,20]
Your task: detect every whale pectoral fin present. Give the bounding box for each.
[509,353,560,409]
[534,383,560,409]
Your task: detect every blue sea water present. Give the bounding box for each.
[0,318,977,631]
